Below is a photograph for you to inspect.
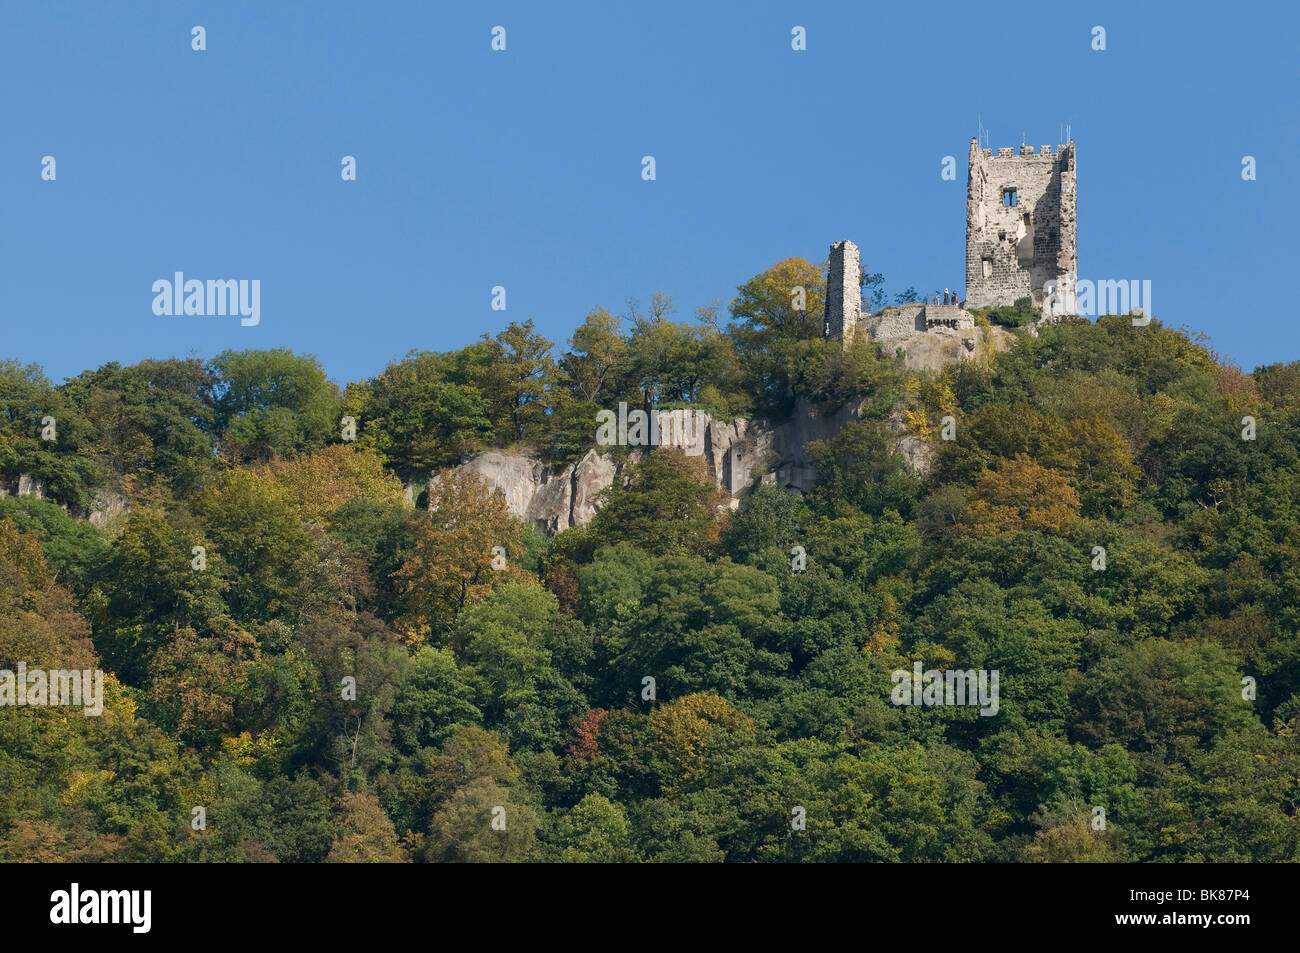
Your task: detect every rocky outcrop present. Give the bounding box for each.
[0,474,50,501]
[16,474,48,499]
[450,449,624,533]
[446,400,935,534]
[0,474,129,528]
[87,488,129,529]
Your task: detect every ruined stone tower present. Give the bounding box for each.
[824,240,861,344]
[965,137,1076,314]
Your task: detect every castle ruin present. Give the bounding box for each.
[824,133,1077,345]
[824,239,975,344]
[965,138,1076,314]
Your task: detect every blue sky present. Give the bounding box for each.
[3,0,1296,386]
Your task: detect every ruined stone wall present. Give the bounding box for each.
[966,138,1076,310]
[824,240,861,344]
[867,304,926,340]
[864,304,974,340]
[922,303,975,331]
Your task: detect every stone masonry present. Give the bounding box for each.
[823,240,861,344]
[824,244,975,345]
[862,303,974,341]
[965,138,1076,313]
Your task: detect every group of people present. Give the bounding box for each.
[934,288,961,306]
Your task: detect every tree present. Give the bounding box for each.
[1022,809,1121,862]
[589,449,729,555]
[560,308,628,404]
[390,646,482,753]
[449,581,584,751]
[1255,361,1300,415]
[326,791,408,862]
[1071,639,1260,782]
[0,495,110,595]
[260,444,405,525]
[147,619,257,748]
[982,296,1037,328]
[209,349,340,463]
[625,305,734,411]
[90,507,230,684]
[806,420,921,519]
[0,360,100,509]
[476,320,555,445]
[602,555,788,703]
[351,351,494,480]
[550,793,638,862]
[191,469,313,623]
[61,358,216,495]
[720,483,809,563]
[728,258,830,414]
[963,455,1082,536]
[423,777,540,862]
[393,469,525,637]
[649,693,754,788]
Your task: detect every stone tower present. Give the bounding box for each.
[965,137,1076,314]
[824,240,861,344]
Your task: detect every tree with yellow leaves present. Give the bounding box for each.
[393,469,525,638]
[964,454,1082,536]
[260,444,405,525]
[649,692,754,785]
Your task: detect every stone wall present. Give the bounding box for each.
[866,304,925,340]
[922,304,975,331]
[965,138,1076,311]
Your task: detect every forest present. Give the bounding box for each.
[2,257,1299,862]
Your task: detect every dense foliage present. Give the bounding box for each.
[2,262,1298,862]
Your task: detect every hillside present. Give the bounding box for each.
[2,288,1300,861]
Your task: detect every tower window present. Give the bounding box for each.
[1002,188,1018,207]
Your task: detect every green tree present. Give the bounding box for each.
[326,791,408,862]
[589,449,729,555]
[191,469,313,623]
[210,349,340,462]
[550,793,638,862]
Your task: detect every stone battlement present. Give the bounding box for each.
[982,144,1070,158]
[923,304,975,331]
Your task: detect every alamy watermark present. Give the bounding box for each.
[891,662,999,716]
[50,883,150,933]
[0,664,104,716]
[595,402,705,455]
[152,272,260,326]
[1044,278,1152,323]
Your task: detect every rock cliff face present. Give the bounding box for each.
[0,475,128,529]
[0,473,50,500]
[86,489,129,529]
[442,400,936,533]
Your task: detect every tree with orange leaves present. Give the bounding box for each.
[964,454,1082,536]
[392,468,525,638]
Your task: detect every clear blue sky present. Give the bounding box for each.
[3,0,1296,386]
